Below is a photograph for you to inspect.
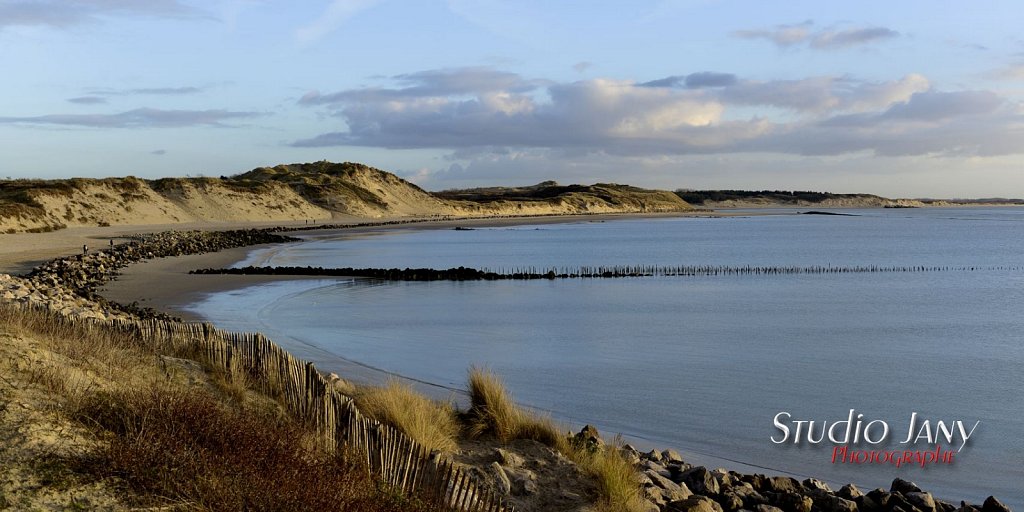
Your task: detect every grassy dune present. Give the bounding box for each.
[0,303,440,511]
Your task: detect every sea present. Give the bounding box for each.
[185,208,1024,507]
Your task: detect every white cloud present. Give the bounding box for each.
[292,67,1024,160]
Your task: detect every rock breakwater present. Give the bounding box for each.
[1,228,297,321]
[582,426,1011,512]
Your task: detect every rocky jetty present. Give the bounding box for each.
[606,426,1010,512]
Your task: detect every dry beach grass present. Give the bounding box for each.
[0,302,442,511]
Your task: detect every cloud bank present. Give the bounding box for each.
[293,67,1023,159]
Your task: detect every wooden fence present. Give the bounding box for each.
[25,306,513,512]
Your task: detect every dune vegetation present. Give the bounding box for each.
[0,302,441,511]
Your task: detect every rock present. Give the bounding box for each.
[839,483,864,500]
[753,505,785,512]
[856,491,884,512]
[622,450,642,465]
[743,474,769,492]
[663,448,685,463]
[935,500,956,512]
[666,495,725,512]
[645,486,668,507]
[711,468,736,488]
[892,478,924,494]
[766,476,802,494]
[638,499,660,512]
[803,478,832,493]
[572,424,604,451]
[981,497,1011,512]
[880,491,915,512]
[907,492,937,512]
[960,501,983,512]
[495,448,523,468]
[679,466,720,496]
[646,449,663,463]
[489,462,511,495]
[772,491,813,512]
[644,469,692,501]
[727,484,768,509]
[643,460,671,478]
[668,461,692,480]
[815,494,858,512]
[718,491,744,511]
[508,468,537,496]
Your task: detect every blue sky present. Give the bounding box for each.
[1,0,1022,197]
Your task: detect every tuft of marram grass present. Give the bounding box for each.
[466,366,568,451]
[355,379,460,453]
[570,436,647,512]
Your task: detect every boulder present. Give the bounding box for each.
[712,468,736,488]
[717,491,744,511]
[743,474,769,492]
[766,476,802,494]
[839,483,865,500]
[981,497,1011,512]
[646,449,664,463]
[508,468,537,496]
[960,502,983,512]
[727,483,768,509]
[771,491,813,512]
[495,448,523,468]
[572,424,604,451]
[906,492,936,512]
[891,478,923,494]
[663,448,685,463]
[815,494,859,512]
[644,460,672,478]
[666,495,725,512]
[803,478,832,493]
[856,491,884,512]
[645,468,691,498]
[679,466,720,496]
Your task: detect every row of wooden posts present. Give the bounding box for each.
[85,313,516,512]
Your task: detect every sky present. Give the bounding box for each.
[1,0,1023,197]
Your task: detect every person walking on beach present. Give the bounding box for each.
[82,244,88,254]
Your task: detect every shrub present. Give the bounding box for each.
[77,386,436,511]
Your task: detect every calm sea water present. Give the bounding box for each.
[188,209,1024,507]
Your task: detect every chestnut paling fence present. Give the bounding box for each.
[26,305,513,512]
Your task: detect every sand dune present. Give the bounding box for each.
[0,161,693,234]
